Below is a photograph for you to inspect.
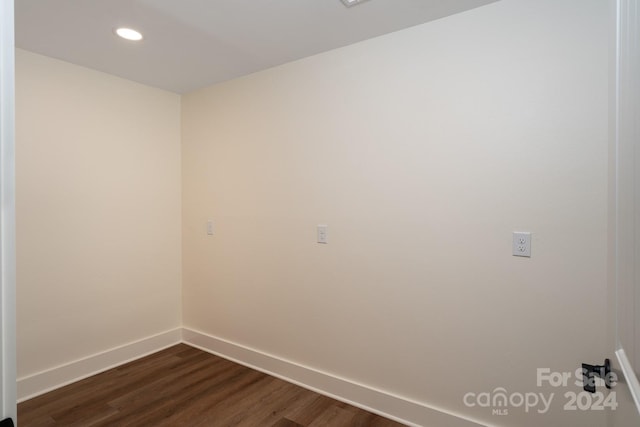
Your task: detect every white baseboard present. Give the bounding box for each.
[17,327,490,427]
[182,327,488,427]
[17,328,182,402]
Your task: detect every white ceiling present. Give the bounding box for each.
[16,0,499,94]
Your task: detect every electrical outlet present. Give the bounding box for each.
[207,220,214,236]
[512,232,531,257]
[317,225,328,244]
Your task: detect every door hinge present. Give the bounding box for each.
[582,358,613,393]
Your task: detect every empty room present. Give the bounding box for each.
[1,0,639,426]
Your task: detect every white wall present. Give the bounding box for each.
[181,0,609,426]
[16,50,182,389]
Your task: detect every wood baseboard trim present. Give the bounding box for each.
[182,327,486,427]
[17,328,182,402]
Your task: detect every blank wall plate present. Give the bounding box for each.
[512,232,531,257]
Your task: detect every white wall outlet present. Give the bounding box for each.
[207,220,214,236]
[317,224,328,244]
[512,232,531,257]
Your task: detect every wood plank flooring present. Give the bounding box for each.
[18,344,406,427]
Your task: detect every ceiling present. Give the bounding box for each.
[15,0,499,94]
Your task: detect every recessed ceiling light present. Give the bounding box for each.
[340,0,371,7]
[115,28,143,41]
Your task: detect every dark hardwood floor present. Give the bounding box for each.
[18,344,406,426]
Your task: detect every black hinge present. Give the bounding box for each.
[582,358,612,393]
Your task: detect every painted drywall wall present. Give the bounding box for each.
[16,49,182,383]
[181,0,609,425]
